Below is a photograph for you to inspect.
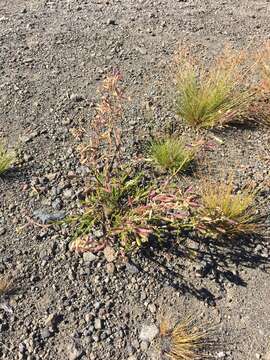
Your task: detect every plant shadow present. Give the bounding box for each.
[136,233,269,306]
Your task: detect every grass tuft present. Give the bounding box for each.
[175,47,255,128]
[160,317,214,359]
[0,143,14,175]
[193,181,260,239]
[253,42,270,126]
[149,138,196,173]
[0,275,12,297]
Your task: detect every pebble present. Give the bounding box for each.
[139,324,159,342]
[70,93,84,102]
[0,227,6,236]
[107,18,116,25]
[148,304,156,314]
[94,318,103,330]
[106,263,115,274]
[67,342,83,360]
[103,246,116,262]
[83,252,97,264]
[126,263,139,274]
[33,209,66,224]
[216,351,226,358]
[40,327,51,339]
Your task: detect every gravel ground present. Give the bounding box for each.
[0,1,270,360]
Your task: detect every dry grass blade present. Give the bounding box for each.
[175,47,255,128]
[194,180,260,239]
[252,42,270,127]
[0,143,14,175]
[0,275,12,297]
[160,317,215,360]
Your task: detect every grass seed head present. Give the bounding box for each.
[175,47,255,128]
[194,180,260,238]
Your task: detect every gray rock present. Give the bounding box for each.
[40,327,51,339]
[94,318,103,330]
[0,227,6,236]
[103,246,116,262]
[63,189,74,199]
[126,263,139,274]
[67,342,83,360]
[70,93,84,102]
[33,209,66,224]
[107,18,116,25]
[52,198,62,210]
[216,351,226,358]
[83,252,97,264]
[139,324,159,342]
[140,341,149,351]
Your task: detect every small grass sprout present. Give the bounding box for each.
[160,317,215,360]
[0,143,14,175]
[194,181,260,239]
[0,275,12,297]
[149,138,196,173]
[175,47,255,128]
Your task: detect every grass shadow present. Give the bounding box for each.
[135,232,269,305]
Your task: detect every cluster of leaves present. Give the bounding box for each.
[0,143,14,175]
[69,167,198,253]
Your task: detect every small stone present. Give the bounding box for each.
[67,342,83,360]
[70,93,84,102]
[18,343,26,354]
[44,313,60,329]
[107,18,116,25]
[83,252,97,264]
[106,263,115,274]
[63,189,73,199]
[94,318,103,330]
[103,246,116,262]
[33,209,66,224]
[92,334,100,342]
[216,351,226,358]
[126,263,139,274]
[139,324,159,342]
[0,227,6,236]
[148,304,156,314]
[140,341,149,351]
[40,327,51,339]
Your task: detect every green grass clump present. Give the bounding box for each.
[149,138,196,173]
[193,181,260,239]
[175,48,255,128]
[0,143,14,175]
